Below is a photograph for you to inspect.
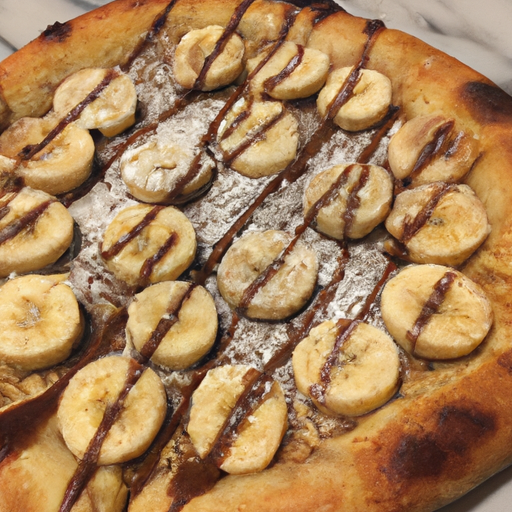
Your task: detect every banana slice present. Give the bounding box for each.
[217,230,318,320]
[126,281,218,369]
[187,364,288,475]
[101,204,197,287]
[303,163,393,240]
[387,114,479,186]
[52,68,137,137]
[0,186,74,278]
[292,320,401,417]
[0,116,95,195]
[381,264,493,359]
[246,41,330,100]
[317,66,392,131]
[0,274,83,371]
[120,139,214,204]
[57,354,167,465]
[385,182,490,266]
[217,98,299,178]
[174,25,245,91]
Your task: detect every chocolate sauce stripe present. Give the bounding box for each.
[139,231,179,283]
[343,165,370,237]
[264,44,305,93]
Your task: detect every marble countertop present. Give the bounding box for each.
[1,1,512,511]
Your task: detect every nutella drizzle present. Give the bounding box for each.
[406,271,457,354]
[264,44,305,94]
[139,231,179,283]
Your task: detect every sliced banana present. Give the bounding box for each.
[57,354,167,465]
[317,66,392,131]
[0,186,74,278]
[387,114,479,186]
[52,68,137,137]
[217,98,299,178]
[0,116,95,195]
[385,182,491,266]
[303,163,393,240]
[381,264,493,359]
[0,274,83,371]
[127,281,218,370]
[187,364,288,475]
[292,320,401,417]
[217,230,318,320]
[174,25,245,91]
[120,139,214,204]
[101,204,197,287]
[246,41,330,100]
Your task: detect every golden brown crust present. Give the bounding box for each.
[2,1,512,511]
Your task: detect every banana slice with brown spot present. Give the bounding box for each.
[292,320,401,417]
[173,25,245,91]
[52,68,137,137]
[126,281,218,370]
[120,139,214,204]
[217,98,299,178]
[186,364,288,475]
[387,114,480,186]
[317,66,392,131]
[0,116,94,195]
[246,41,330,100]
[385,182,490,266]
[217,230,318,320]
[381,264,493,359]
[0,187,74,278]
[0,274,83,371]
[303,163,393,240]
[101,204,197,287]
[57,355,167,465]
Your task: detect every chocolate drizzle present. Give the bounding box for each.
[139,231,179,283]
[264,44,305,94]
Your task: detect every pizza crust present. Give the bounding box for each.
[1,1,512,511]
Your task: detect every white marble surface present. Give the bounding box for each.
[1,1,512,511]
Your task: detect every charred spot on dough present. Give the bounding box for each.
[386,405,496,482]
[42,21,72,43]
[462,82,512,125]
[497,350,512,375]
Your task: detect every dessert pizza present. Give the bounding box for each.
[1,1,512,511]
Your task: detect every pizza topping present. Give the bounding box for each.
[101,203,196,287]
[52,68,137,138]
[57,355,167,466]
[292,319,401,416]
[381,264,494,359]
[303,162,393,240]
[217,230,318,320]
[317,66,393,131]
[388,114,479,186]
[187,365,288,474]
[385,182,491,266]
[0,274,83,371]
[0,117,95,195]
[0,187,74,277]
[127,281,218,369]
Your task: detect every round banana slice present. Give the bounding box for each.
[385,182,491,266]
[101,204,197,287]
[303,163,393,240]
[217,98,299,178]
[127,281,218,369]
[217,230,318,320]
[0,187,74,278]
[387,114,479,186]
[292,320,401,417]
[0,274,83,371]
[0,116,95,195]
[120,139,214,204]
[174,25,245,91]
[53,68,137,137]
[57,355,167,465]
[187,364,288,475]
[246,41,330,100]
[317,66,392,131]
[381,264,493,359]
